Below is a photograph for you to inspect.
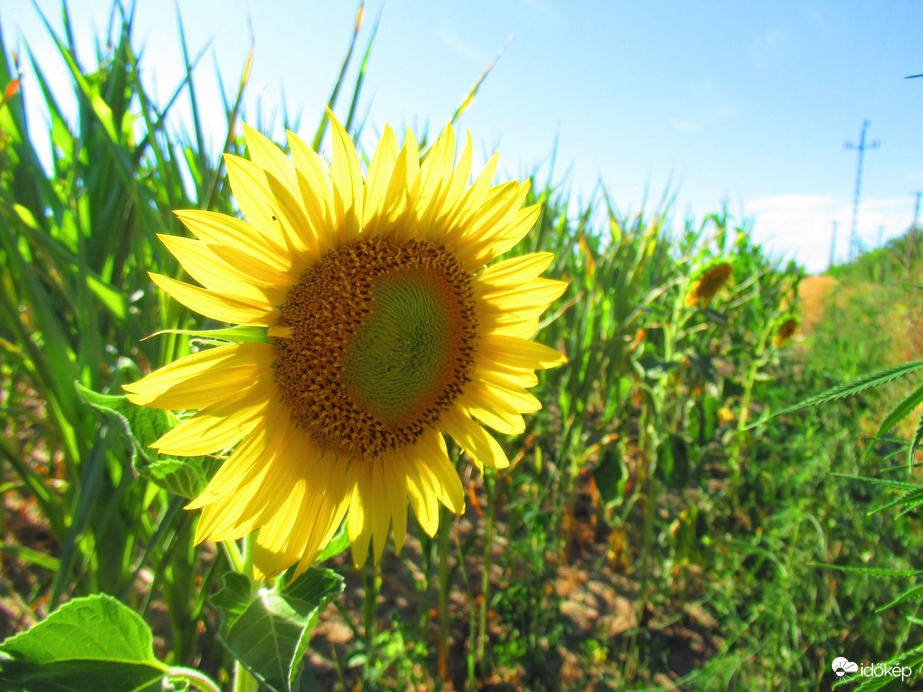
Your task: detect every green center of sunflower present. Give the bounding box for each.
[344,273,453,426]
[272,237,478,460]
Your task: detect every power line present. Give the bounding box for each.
[845,120,880,261]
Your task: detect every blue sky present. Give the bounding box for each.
[6,0,923,272]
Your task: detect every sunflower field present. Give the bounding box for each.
[2,4,923,691]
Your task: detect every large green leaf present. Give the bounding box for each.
[0,594,167,691]
[75,382,222,498]
[212,568,344,692]
[656,433,690,489]
[592,444,626,507]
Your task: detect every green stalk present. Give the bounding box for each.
[729,319,774,499]
[362,554,381,683]
[437,505,452,681]
[166,666,222,692]
[476,470,495,666]
[232,533,259,692]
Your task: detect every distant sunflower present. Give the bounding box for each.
[685,262,733,308]
[773,317,799,348]
[124,112,567,578]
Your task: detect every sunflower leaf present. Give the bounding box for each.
[144,325,270,344]
[212,569,345,692]
[75,383,222,498]
[0,594,167,691]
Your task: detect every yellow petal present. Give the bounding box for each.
[151,381,277,456]
[150,273,277,326]
[253,477,308,578]
[473,252,555,289]
[364,124,399,226]
[287,129,336,254]
[348,471,373,567]
[187,402,289,510]
[414,432,464,513]
[480,311,541,340]
[473,370,542,413]
[382,462,408,553]
[243,123,297,190]
[370,459,394,563]
[460,202,541,270]
[327,108,363,243]
[293,456,354,576]
[441,408,510,470]
[458,386,526,435]
[123,342,275,409]
[173,209,293,278]
[157,234,284,305]
[404,450,439,536]
[480,334,567,370]
[444,151,499,239]
[224,153,314,259]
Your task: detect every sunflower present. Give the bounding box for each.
[685,262,733,308]
[123,112,567,579]
[773,317,798,348]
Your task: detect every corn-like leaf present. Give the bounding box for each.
[751,359,923,428]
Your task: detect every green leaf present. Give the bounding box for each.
[751,359,923,428]
[212,568,345,692]
[0,594,167,691]
[314,522,350,564]
[656,433,690,489]
[75,382,222,498]
[909,410,923,471]
[592,445,626,506]
[871,380,923,456]
[810,563,923,578]
[145,325,269,344]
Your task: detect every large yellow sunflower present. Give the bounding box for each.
[124,112,567,579]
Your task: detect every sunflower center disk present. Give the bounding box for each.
[344,274,453,426]
[272,238,478,460]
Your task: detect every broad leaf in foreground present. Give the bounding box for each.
[0,594,167,691]
[212,567,344,692]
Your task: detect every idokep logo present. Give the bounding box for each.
[831,655,913,682]
[832,657,858,677]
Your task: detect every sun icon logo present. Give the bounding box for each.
[832,656,859,677]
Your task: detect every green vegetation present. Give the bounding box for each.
[2,4,922,690]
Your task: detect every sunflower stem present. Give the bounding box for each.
[231,533,260,692]
[166,666,222,692]
[362,557,381,685]
[476,469,495,668]
[241,532,256,580]
[221,540,244,574]
[437,505,452,681]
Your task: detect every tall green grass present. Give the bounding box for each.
[2,2,922,690]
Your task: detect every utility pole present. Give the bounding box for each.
[912,191,921,230]
[845,120,880,262]
[829,221,838,269]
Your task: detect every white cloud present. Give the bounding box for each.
[745,194,917,273]
[670,80,736,133]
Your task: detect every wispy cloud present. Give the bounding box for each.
[810,8,831,43]
[670,80,736,133]
[519,0,555,20]
[437,29,489,63]
[749,28,783,68]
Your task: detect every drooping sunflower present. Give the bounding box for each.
[123,112,567,579]
[773,317,799,348]
[685,261,733,308]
